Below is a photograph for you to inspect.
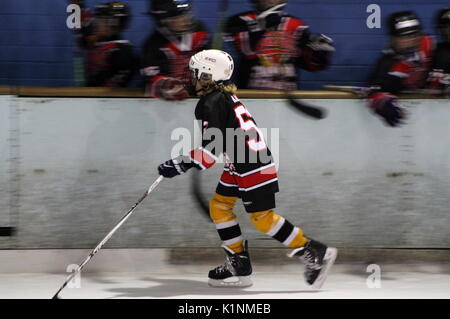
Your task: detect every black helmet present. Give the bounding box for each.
[436,7,450,28]
[250,0,286,13]
[150,0,192,20]
[388,11,421,36]
[94,1,130,31]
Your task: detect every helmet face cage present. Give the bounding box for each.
[151,0,192,20]
[151,0,193,34]
[95,1,130,31]
[250,0,285,12]
[189,62,212,84]
[388,11,422,37]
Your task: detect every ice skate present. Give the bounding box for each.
[288,239,337,289]
[208,240,253,288]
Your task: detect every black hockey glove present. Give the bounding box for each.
[369,93,406,127]
[157,155,195,178]
[306,34,335,53]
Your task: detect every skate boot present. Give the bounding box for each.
[288,239,337,289]
[208,240,253,288]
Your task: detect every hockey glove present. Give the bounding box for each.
[306,34,335,53]
[427,69,450,96]
[368,93,406,127]
[158,77,189,101]
[157,155,195,178]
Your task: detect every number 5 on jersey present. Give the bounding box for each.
[233,103,267,152]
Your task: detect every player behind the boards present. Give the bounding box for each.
[223,0,334,90]
[157,49,337,289]
[428,7,450,95]
[367,11,434,127]
[76,1,136,87]
[141,0,210,101]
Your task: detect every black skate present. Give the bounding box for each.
[288,239,337,289]
[208,240,253,288]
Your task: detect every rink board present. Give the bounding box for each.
[0,96,449,249]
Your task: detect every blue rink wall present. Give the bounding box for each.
[1,0,449,88]
[0,96,449,249]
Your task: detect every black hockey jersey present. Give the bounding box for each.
[223,11,331,90]
[428,42,450,92]
[188,90,279,199]
[368,35,434,93]
[85,39,136,87]
[432,42,450,73]
[140,21,209,97]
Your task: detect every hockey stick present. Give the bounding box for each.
[212,0,229,50]
[51,175,164,299]
[323,84,447,96]
[285,92,327,120]
[191,169,211,219]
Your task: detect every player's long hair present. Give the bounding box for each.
[198,80,237,95]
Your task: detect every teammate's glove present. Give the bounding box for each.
[158,77,189,101]
[157,155,195,178]
[427,69,450,96]
[368,93,406,127]
[306,34,335,53]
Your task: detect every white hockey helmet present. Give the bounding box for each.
[189,49,234,82]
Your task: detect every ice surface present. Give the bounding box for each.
[1,264,448,299]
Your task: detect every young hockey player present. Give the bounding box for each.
[141,0,210,100]
[367,11,434,126]
[428,8,450,94]
[223,0,334,90]
[76,1,136,87]
[157,49,337,289]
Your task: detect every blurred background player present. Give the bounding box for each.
[75,1,136,87]
[141,0,210,100]
[223,0,334,90]
[428,7,450,95]
[157,49,337,289]
[367,11,434,127]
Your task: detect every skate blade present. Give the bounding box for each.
[311,247,338,290]
[208,276,253,288]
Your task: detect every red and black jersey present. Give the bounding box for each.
[85,39,136,87]
[188,90,279,200]
[140,22,210,98]
[223,11,330,90]
[368,35,434,93]
[75,7,136,87]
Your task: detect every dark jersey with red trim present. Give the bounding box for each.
[188,90,279,199]
[223,11,330,90]
[368,35,434,93]
[85,39,136,87]
[432,42,450,73]
[140,22,210,97]
[428,42,450,91]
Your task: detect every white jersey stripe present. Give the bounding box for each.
[219,180,238,188]
[223,163,276,177]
